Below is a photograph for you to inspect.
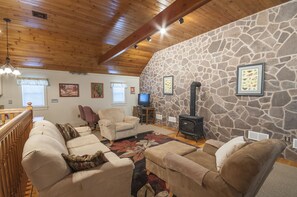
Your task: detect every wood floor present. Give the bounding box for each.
[24,124,297,197]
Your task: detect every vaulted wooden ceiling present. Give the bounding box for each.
[0,0,288,76]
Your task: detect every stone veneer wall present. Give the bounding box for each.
[140,1,297,161]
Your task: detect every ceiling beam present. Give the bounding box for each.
[98,0,211,64]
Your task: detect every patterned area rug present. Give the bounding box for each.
[104,131,174,197]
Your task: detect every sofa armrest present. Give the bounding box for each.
[163,152,209,186]
[124,116,139,125]
[99,119,113,127]
[41,158,134,197]
[203,139,225,156]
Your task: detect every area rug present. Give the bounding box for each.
[104,131,175,197]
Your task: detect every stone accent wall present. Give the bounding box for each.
[140,1,297,161]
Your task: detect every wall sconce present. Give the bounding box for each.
[146,36,152,42]
[134,44,138,49]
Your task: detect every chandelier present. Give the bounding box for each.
[0,18,21,76]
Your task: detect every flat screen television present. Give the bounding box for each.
[138,93,150,107]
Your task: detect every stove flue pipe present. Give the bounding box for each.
[190,82,201,116]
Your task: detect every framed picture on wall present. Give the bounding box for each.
[163,76,174,95]
[59,83,79,97]
[236,63,265,96]
[91,83,104,98]
[130,87,135,94]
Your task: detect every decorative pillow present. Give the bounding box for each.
[56,123,72,141]
[62,151,108,172]
[65,123,80,138]
[215,136,246,172]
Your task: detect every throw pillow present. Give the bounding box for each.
[62,151,108,172]
[56,123,72,141]
[215,136,246,172]
[65,123,80,138]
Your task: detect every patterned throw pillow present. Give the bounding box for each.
[62,151,108,172]
[65,123,80,138]
[56,123,72,141]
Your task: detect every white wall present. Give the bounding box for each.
[0,68,140,126]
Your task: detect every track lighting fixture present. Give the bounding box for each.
[178,17,184,24]
[146,36,152,42]
[134,44,138,49]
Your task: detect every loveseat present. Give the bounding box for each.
[22,120,134,197]
[98,108,139,143]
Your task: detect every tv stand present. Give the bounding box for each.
[133,106,155,124]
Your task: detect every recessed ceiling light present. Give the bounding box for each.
[160,27,166,34]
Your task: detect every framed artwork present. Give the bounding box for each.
[130,87,135,94]
[236,63,265,96]
[163,76,174,95]
[59,83,79,97]
[91,83,104,98]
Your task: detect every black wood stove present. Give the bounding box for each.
[178,82,205,141]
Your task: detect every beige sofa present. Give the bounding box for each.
[98,108,139,143]
[22,120,134,197]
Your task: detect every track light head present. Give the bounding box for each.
[146,36,152,42]
[134,44,138,49]
[178,17,184,24]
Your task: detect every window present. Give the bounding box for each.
[111,82,127,104]
[18,78,48,107]
[22,85,46,107]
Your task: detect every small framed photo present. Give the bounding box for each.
[59,83,79,97]
[130,87,135,94]
[91,83,104,98]
[163,76,174,95]
[236,63,265,96]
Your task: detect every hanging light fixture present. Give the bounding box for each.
[0,18,21,76]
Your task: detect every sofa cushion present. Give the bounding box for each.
[62,151,108,172]
[215,136,246,171]
[75,126,92,136]
[116,122,134,132]
[184,149,217,172]
[22,135,71,191]
[30,126,66,146]
[68,142,110,155]
[67,134,100,149]
[144,141,196,168]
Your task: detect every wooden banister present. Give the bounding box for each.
[0,104,33,197]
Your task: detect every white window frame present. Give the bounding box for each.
[111,82,127,105]
[21,84,48,109]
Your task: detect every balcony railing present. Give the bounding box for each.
[0,104,33,197]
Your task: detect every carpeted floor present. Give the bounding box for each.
[257,163,297,197]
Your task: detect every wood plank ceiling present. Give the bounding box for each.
[0,0,288,76]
